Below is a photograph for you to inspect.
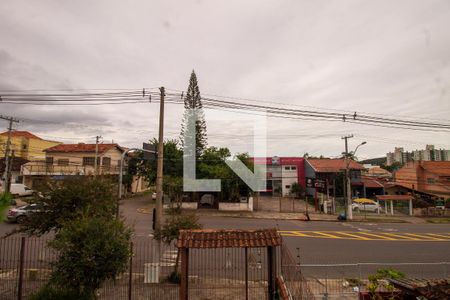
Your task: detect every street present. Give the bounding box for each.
[2,196,450,266]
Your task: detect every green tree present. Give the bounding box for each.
[154,214,202,282]
[140,138,183,185]
[290,182,305,198]
[180,70,207,157]
[49,215,132,298]
[17,176,117,236]
[381,162,403,173]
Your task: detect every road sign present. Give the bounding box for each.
[143,143,157,161]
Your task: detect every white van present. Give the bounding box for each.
[10,184,35,197]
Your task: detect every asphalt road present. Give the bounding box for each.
[2,196,449,279]
[199,216,450,265]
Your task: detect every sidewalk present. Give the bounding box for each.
[136,205,427,223]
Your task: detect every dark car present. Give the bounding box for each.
[6,203,46,224]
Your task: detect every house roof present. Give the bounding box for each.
[177,229,282,249]
[0,131,42,140]
[361,176,385,188]
[419,161,450,176]
[307,158,364,173]
[376,195,412,201]
[44,143,123,153]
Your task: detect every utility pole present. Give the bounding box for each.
[155,87,165,231]
[94,135,102,176]
[1,115,19,193]
[342,134,353,220]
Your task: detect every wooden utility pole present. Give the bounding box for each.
[1,115,19,193]
[155,87,165,231]
[94,135,102,175]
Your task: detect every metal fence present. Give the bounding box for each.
[301,262,450,299]
[1,235,317,300]
[0,235,179,300]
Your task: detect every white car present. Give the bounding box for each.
[10,184,35,197]
[351,201,381,212]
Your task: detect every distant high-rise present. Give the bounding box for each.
[386,145,450,166]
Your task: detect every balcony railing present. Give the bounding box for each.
[22,162,121,176]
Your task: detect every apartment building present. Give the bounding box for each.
[386,145,450,166]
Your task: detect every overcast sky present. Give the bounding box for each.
[1,0,449,160]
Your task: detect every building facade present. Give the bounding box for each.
[22,143,125,188]
[0,131,61,161]
[394,161,450,199]
[252,157,305,196]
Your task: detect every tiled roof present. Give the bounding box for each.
[0,131,42,140]
[420,161,450,176]
[44,143,122,153]
[307,159,364,173]
[361,176,385,188]
[376,195,412,201]
[177,229,282,249]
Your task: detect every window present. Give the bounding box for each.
[45,157,54,165]
[285,185,291,189]
[427,178,436,184]
[291,166,296,170]
[57,159,69,166]
[284,166,290,170]
[102,157,111,167]
[22,144,27,150]
[83,157,95,166]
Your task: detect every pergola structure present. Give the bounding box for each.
[177,229,282,300]
[376,194,414,216]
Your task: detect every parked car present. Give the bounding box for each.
[10,184,35,197]
[352,198,381,212]
[6,203,46,223]
[199,194,215,207]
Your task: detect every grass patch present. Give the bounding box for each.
[425,217,450,224]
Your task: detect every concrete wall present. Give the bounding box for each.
[218,197,253,211]
[281,165,298,196]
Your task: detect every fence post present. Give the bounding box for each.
[128,242,133,300]
[17,236,25,300]
[245,247,248,300]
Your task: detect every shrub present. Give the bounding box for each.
[29,284,91,300]
[49,215,132,297]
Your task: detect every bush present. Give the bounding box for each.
[29,284,91,300]
[19,176,118,235]
[49,215,132,297]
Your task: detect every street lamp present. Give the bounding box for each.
[345,141,367,220]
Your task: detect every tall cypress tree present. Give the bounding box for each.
[180,71,207,157]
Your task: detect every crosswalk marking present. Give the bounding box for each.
[356,232,396,240]
[279,230,450,242]
[313,232,342,239]
[427,233,450,239]
[403,233,444,241]
[336,231,371,240]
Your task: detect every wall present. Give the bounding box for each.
[281,165,298,196]
[218,197,253,211]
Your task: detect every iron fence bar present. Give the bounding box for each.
[128,242,133,300]
[245,247,248,300]
[17,236,25,300]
